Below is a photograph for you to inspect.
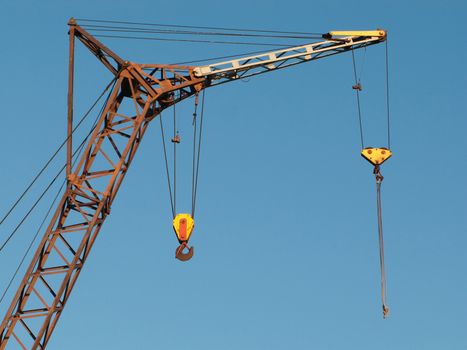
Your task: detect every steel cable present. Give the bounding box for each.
[375,170,389,318]
[191,97,199,218]
[173,98,178,215]
[0,121,95,305]
[351,49,365,149]
[0,78,116,230]
[92,34,296,47]
[81,25,321,40]
[0,81,115,253]
[385,39,391,149]
[76,18,322,36]
[0,180,65,306]
[159,112,175,218]
[192,90,205,218]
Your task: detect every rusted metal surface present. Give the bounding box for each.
[0,22,206,349]
[66,22,75,179]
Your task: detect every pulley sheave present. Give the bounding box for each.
[361,147,392,166]
[173,213,195,243]
[172,213,195,261]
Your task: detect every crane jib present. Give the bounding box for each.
[192,30,386,80]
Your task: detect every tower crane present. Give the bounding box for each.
[0,18,387,349]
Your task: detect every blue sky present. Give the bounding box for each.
[0,0,466,349]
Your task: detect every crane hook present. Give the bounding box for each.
[383,304,389,319]
[175,242,194,261]
[173,214,195,262]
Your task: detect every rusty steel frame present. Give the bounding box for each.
[0,20,205,349]
[0,19,386,349]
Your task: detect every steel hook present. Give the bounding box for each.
[175,242,194,262]
[383,304,390,319]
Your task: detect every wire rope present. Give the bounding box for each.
[0,168,63,253]
[0,78,116,229]
[192,90,205,218]
[358,45,368,86]
[92,34,296,47]
[159,112,175,218]
[351,49,365,149]
[375,169,389,318]
[0,179,66,306]
[351,39,392,317]
[0,121,94,305]
[385,40,391,149]
[81,25,321,40]
[0,81,115,253]
[191,97,199,218]
[76,18,322,36]
[173,95,178,215]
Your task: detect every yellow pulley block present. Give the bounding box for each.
[361,147,392,166]
[173,213,194,243]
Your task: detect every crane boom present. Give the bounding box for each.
[0,20,386,349]
[192,29,386,84]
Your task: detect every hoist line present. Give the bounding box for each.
[158,112,175,218]
[0,179,66,306]
[159,91,205,219]
[352,42,392,317]
[92,34,297,47]
[0,123,94,306]
[0,167,64,253]
[0,129,96,253]
[385,39,391,149]
[192,90,206,218]
[0,78,116,230]
[359,45,368,86]
[351,49,365,149]
[375,169,389,318]
[173,95,178,215]
[80,25,321,40]
[76,18,323,36]
[191,96,199,218]
[0,82,114,254]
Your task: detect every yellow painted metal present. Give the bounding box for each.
[329,30,386,38]
[173,213,195,242]
[361,147,392,166]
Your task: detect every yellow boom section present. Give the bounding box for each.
[328,30,387,38]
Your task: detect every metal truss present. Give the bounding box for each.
[193,30,386,85]
[0,22,205,349]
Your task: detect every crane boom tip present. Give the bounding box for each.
[324,29,387,40]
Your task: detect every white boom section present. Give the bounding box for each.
[193,30,386,82]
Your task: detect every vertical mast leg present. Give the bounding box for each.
[66,20,76,180]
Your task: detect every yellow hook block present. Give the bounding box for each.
[361,147,392,166]
[173,214,194,243]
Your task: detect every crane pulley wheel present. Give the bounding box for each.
[361,147,392,166]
